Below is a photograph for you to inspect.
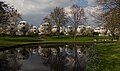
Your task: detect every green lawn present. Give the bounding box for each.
[43,35,117,42]
[0,36,42,47]
[0,36,118,47]
[95,43,120,71]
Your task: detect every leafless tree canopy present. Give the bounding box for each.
[68,5,85,26]
[50,7,68,26]
[97,0,120,39]
[67,5,85,38]
[0,1,22,26]
[48,7,68,35]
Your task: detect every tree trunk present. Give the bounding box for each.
[74,23,77,42]
[23,32,26,36]
[57,26,60,37]
[119,33,120,42]
[57,22,60,38]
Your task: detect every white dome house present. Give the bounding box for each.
[99,26,107,36]
[38,22,50,35]
[30,26,38,34]
[77,25,86,35]
[51,25,58,33]
[65,26,74,35]
[16,21,30,36]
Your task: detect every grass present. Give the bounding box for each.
[0,36,41,42]
[0,36,42,47]
[43,35,117,42]
[0,35,118,47]
[95,43,120,71]
[0,36,119,71]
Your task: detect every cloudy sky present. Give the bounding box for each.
[1,0,102,27]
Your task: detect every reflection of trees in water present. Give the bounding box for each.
[0,43,96,71]
[29,46,38,54]
[17,48,30,60]
[0,48,31,71]
[0,49,22,71]
[38,43,95,71]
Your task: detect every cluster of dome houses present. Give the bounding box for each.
[0,20,114,36]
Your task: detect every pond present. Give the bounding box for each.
[0,43,97,71]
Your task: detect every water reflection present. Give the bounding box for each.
[0,43,96,71]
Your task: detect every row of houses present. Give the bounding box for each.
[0,21,114,36]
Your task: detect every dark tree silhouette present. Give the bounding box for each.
[0,1,22,35]
[43,16,52,35]
[97,0,120,41]
[49,7,68,36]
[0,1,22,27]
[67,5,85,41]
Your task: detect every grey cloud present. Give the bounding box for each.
[1,0,101,27]
[84,6,103,27]
[22,0,72,15]
[2,0,72,26]
[23,14,45,26]
[85,0,97,6]
[22,0,72,25]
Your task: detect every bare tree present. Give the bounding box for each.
[67,5,85,41]
[97,0,120,41]
[8,9,22,36]
[0,1,22,25]
[104,10,119,36]
[43,16,52,35]
[0,1,10,25]
[0,1,22,35]
[49,7,68,36]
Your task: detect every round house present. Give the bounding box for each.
[38,22,50,35]
[30,26,38,34]
[51,25,58,33]
[84,26,94,36]
[65,26,74,35]
[94,27,100,33]
[76,25,86,35]
[6,22,17,35]
[16,21,30,36]
[99,26,107,36]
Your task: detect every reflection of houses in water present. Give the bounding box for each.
[38,45,87,57]
[0,49,22,71]
[0,47,35,71]
[17,48,30,60]
[50,48,58,55]
[0,44,95,71]
[37,44,88,71]
[4,49,18,58]
[38,46,50,57]
[29,47,38,54]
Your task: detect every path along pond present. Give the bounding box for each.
[0,42,99,71]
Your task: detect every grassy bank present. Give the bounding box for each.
[0,36,117,47]
[0,36,42,47]
[0,36,119,71]
[95,43,120,71]
[42,35,117,42]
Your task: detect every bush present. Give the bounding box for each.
[27,32,38,37]
[93,32,100,36]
